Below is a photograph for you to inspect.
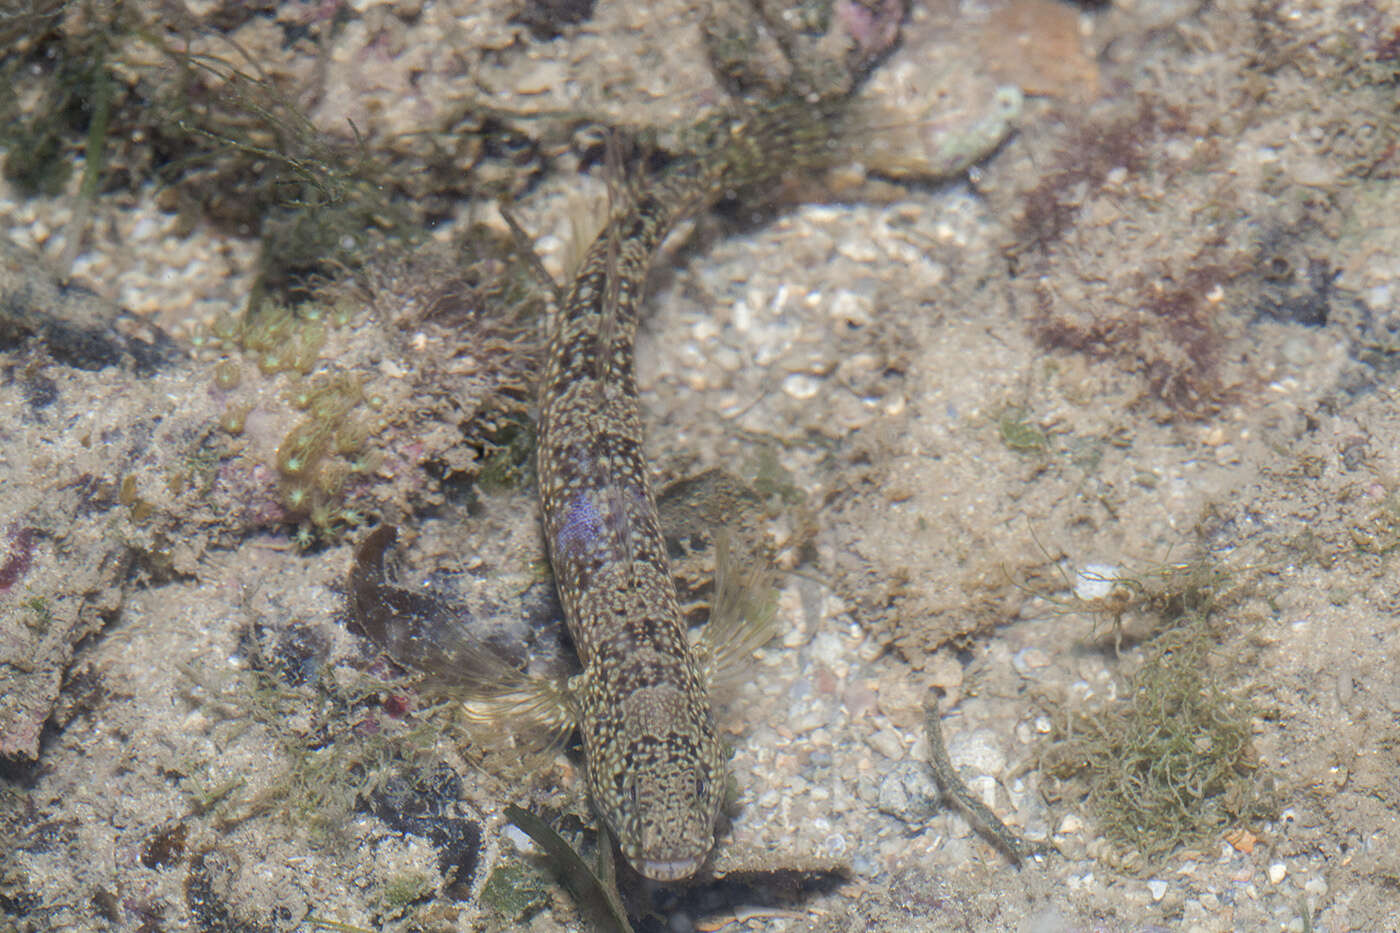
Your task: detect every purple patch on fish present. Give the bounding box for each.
[556,492,604,560]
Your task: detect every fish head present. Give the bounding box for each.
[583,681,725,881]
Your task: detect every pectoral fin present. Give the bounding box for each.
[348,526,578,754]
[655,470,782,694]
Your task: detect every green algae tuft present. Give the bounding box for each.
[1041,618,1275,865]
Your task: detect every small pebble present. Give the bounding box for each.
[828,289,873,326]
[782,373,821,399]
[867,728,905,761]
[790,699,834,733]
[874,678,923,728]
[970,774,998,810]
[1020,907,1070,933]
[1011,645,1052,674]
[691,318,719,341]
[781,623,812,648]
[514,60,567,94]
[712,346,742,372]
[843,681,878,719]
[1147,879,1168,901]
[924,652,964,690]
[809,631,846,666]
[855,774,880,807]
[875,761,941,825]
[835,236,881,263]
[731,298,753,332]
[946,728,1007,776]
[1268,862,1288,884]
[1280,335,1314,366]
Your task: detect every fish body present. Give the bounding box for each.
[535,104,852,878]
[537,184,729,881]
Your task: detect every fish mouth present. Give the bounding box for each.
[637,855,705,882]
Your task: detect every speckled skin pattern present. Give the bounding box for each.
[536,107,837,881]
[538,189,726,881]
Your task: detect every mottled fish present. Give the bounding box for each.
[350,80,1022,881]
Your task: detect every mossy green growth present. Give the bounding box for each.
[0,12,113,198]
[21,596,54,633]
[140,43,420,306]
[479,859,551,923]
[1042,619,1273,864]
[748,445,805,507]
[378,871,434,914]
[175,621,457,846]
[1349,491,1400,555]
[997,405,1050,455]
[474,413,536,493]
[3,3,420,297]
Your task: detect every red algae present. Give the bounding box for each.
[0,525,36,592]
